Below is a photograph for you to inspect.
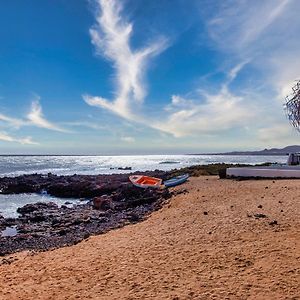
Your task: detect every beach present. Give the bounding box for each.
[0,176,299,299]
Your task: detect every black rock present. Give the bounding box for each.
[0,170,171,256]
[17,202,58,215]
[117,167,132,170]
[254,213,267,219]
[269,220,278,226]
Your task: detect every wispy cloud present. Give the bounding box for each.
[227,60,250,82]
[27,98,69,133]
[257,123,299,147]
[154,64,255,137]
[0,113,26,129]
[0,96,68,133]
[84,0,300,147]
[0,96,69,145]
[61,121,106,131]
[83,0,168,120]
[206,0,299,96]
[204,0,300,144]
[121,136,135,143]
[0,131,38,145]
[208,0,291,51]
[85,0,252,138]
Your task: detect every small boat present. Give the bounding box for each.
[164,174,189,187]
[129,175,163,188]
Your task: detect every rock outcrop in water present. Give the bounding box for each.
[0,171,170,255]
[0,171,167,197]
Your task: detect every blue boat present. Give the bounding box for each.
[164,174,189,187]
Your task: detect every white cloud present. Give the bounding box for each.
[0,131,38,145]
[85,0,252,138]
[84,0,300,147]
[258,124,291,142]
[0,113,26,129]
[27,98,69,133]
[0,97,67,133]
[207,0,291,51]
[121,136,135,143]
[83,0,168,120]
[257,123,299,147]
[0,96,69,145]
[152,58,258,137]
[227,60,250,82]
[239,0,290,47]
[269,52,300,100]
[61,121,106,131]
[202,0,300,146]
[206,0,300,97]
[154,83,254,137]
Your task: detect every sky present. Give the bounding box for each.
[0,0,300,155]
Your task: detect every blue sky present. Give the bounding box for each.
[0,0,300,154]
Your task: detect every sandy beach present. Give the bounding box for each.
[0,176,299,300]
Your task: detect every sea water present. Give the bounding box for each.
[0,155,287,218]
[0,155,287,177]
[0,193,87,218]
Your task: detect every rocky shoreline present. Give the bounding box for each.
[0,163,257,256]
[0,171,172,256]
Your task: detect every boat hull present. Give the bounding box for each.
[164,174,189,187]
[129,175,162,188]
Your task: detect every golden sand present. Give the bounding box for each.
[0,176,299,299]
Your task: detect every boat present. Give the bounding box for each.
[129,175,163,188]
[164,174,189,187]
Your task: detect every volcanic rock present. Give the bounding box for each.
[0,171,171,256]
[17,202,58,215]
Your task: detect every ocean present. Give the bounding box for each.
[0,155,287,219]
[0,154,287,177]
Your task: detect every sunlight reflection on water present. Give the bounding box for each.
[0,155,287,177]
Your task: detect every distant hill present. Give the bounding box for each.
[192,145,300,156]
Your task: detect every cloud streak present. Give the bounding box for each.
[206,0,299,96]
[203,0,300,144]
[0,113,26,129]
[84,0,300,147]
[85,0,252,138]
[121,136,135,143]
[27,98,69,133]
[0,97,68,133]
[0,131,38,145]
[83,0,168,120]
[207,0,291,51]
[154,64,255,137]
[0,96,69,145]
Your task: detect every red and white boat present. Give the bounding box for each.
[129,175,162,188]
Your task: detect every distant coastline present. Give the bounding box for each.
[190,145,300,156]
[2,145,300,157]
